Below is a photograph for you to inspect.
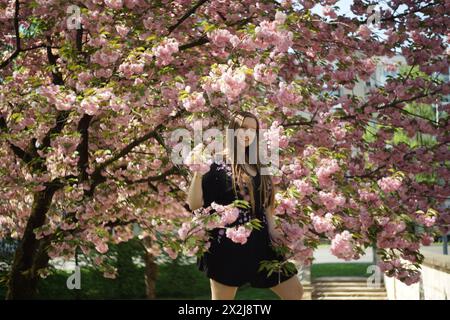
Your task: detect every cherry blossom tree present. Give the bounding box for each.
[0,0,449,299]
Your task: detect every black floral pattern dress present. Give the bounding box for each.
[196,160,298,288]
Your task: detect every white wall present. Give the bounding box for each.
[384,252,450,300]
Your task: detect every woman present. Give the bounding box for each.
[187,110,303,300]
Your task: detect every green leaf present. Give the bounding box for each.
[233,199,251,209]
[10,113,23,123]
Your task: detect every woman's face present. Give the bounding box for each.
[236,117,257,148]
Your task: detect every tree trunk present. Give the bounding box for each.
[116,241,135,298]
[6,187,56,299]
[143,238,158,299]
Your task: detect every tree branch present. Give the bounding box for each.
[0,0,20,69]
[167,0,210,35]
[45,36,64,85]
[359,1,439,25]
[86,110,187,196]
[122,166,182,184]
[76,114,93,182]
[0,115,45,171]
[179,35,209,51]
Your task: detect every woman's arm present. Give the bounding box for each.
[266,204,276,230]
[266,204,284,244]
[186,171,204,211]
[266,183,278,232]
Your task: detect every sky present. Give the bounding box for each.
[312,0,356,17]
[311,0,411,20]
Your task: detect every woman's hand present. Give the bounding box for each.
[184,143,210,211]
[184,143,211,175]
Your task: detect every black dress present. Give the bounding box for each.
[196,161,298,288]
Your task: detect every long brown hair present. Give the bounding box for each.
[223,110,275,217]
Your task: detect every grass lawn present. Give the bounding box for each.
[0,262,372,299]
[148,262,279,300]
[0,263,279,300]
[311,263,372,279]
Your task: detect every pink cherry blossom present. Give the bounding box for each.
[292,179,314,198]
[330,230,355,261]
[253,63,277,85]
[217,67,247,100]
[421,234,434,246]
[315,158,340,187]
[207,29,233,47]
[95,242,109,254]
[318,191,346,211]
[163,246,178,259]
[377,176,402,193]
[226,226,252,244]
[211,202,239,225]
[312,213,335,234]
[323,6,337,19]
[182,91,207,112]
[183,144,212,174]
[115,25,130,37]
[153,38,179,66]
[177,222,190,241]
[80,95,100,116]
[275,81,302,108]
[1,0,448,293]
[264,120,289,150]
[105,0,124,10]
[357,25,372,39]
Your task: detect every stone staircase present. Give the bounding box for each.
[312,277,387,300]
